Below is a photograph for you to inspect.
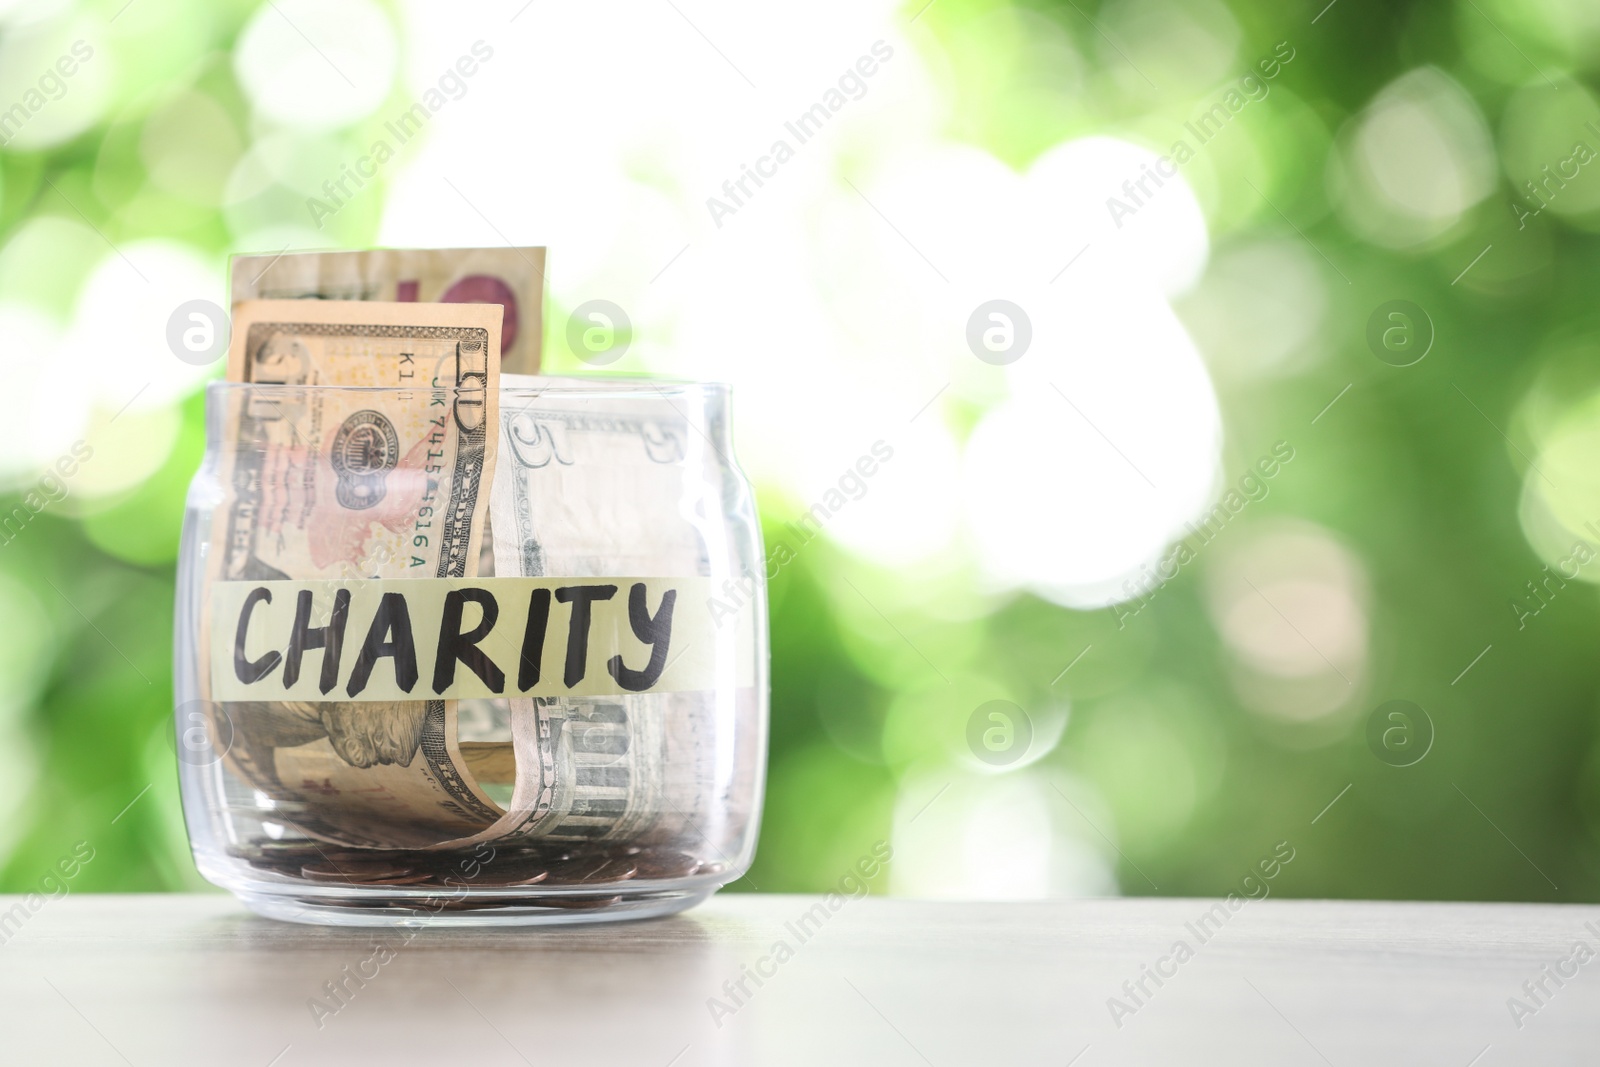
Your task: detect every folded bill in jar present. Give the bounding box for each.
[209,298,507,846]
[229,247,546,375]
[473,392,731,849]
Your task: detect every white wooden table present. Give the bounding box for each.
[0,894,1591,1065]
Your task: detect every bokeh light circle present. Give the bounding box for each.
[234,0,397,131]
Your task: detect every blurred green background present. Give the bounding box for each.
[2,0,1600,903]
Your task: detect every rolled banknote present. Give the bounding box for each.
[211,299,505,846]
[466,382,736,851]
[230,247,546,375]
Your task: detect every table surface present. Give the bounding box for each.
[0,893,1593,1066]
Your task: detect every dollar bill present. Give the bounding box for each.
[459,385,731,849]
[210,300,505,847]
[230,247,546,375]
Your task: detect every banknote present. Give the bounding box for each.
[460,384,733,849]
[230,247,546,375]
[211,300,505,846]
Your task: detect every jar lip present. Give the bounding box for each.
[205,373,731,399]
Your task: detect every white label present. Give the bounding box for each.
[210,577,723,703]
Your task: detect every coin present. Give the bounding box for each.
[364,872,435,885]
[541,851,636,885]
[564,858,637,884]
[633,847,700,879]
[256,840,321,854]
[301,859,418,883]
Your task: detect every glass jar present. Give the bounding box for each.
[174,376,767,925]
